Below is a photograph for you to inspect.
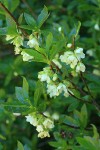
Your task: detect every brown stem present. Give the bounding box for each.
[68,91,91,104]
[0,2,19,26]
[50,63,91,104]
[80,72,100,113]
[0,2,28,37]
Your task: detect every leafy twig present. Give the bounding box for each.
[0,2,28,37]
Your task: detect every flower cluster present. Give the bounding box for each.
[25,112,54,138]
[60,47,85,72]
[38,64,72,98]
[6,33,39,61]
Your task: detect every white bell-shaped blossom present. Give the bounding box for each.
[53,73,58,81]
[43,119,54,129]
[43,111,50,117]
[60,51,78,69]
[38,131,50,138]
[38,73,50,83]
[36,125,44,132]
[14,47,22,55]
[25,115,38,126]
[47,84,59,98]
[21,51,34,61]
[6,35,15,41]
[67,43,72,48]
[12,36,23,47]
[52,113,59,120]
[75,47,85,60]
[76,62,85,72]
[86,49,93,56]
[94,24,100,31]
[27,34,39,48]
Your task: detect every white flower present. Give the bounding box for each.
[94,24,100,31]
[38,131,50,138]
[27,34,39,48]
[25,115,38,126]
[52,113,59,120]
[14,47,22,55]
[93,69,100,76]
[60,51,73,63]
[13,113,21,116]
[67,43,72,48]
[67,55,78,68]
[12,36,23,47]
[86,50,93,56]
[58,27,62,32]
[60,51,78,68]
[47,84,59,97]
[43,119,54,129]
[53,73,58,81]
[43,111,50,117]
[57,83,66,93]
[6,35,15,41]
[36,125,44,132]
[38,73,50,83]
[76,62,86,72]
[75,47,85,60]
[21,51,34,61]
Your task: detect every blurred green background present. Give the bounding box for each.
[0,0,100,149]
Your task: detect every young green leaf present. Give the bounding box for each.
[24,13,36,27]
[46,32,53,53]
[0,101,31,113]
[80,104,88,128]
[37,6,49,28]
[22,77,29,100]
[17,141,24,150]
[34,81,43,107]
[77,137,97,150]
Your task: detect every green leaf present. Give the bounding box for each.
[0,101,31,113]
[17,141,24,150]
[15,86,30,105]
[10,0,20,12]
[77,137,97,150]
[46,32,53,53]
[19,25,33,30]
[92,124,99,139]
[0,134,6,140]
[38,102,46,112]
[61,115,79,127]
[18,13,23,24]
[34,81,43,107]
[37,6,49,28]
[22,77,29,100]
[50,37,66,60]
[6,15,18,35]
[24,13,36,27]
[68,101,79,112]
[23,49,48,63]
[0,0,20,13]
[69,21,81,38]
[80,104,88,128]
[75,21,81,38]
